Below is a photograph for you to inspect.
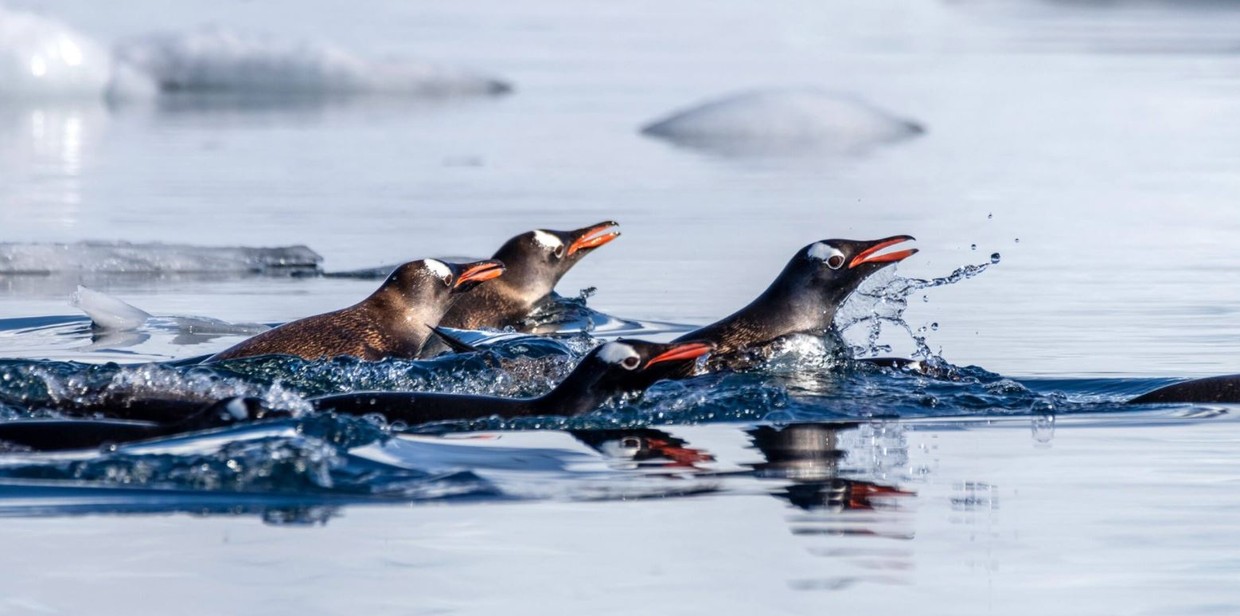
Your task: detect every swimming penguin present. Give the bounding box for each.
[208,258,505,362]
[1127,374,1240,404]
[311,339,713,425]
[652,235,917,378]
[0,397,280,452]
[437,221,621,332]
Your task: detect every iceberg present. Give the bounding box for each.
[641,88,924,155]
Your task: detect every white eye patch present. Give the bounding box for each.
[596,341,640,365]
[424,259,453,281]
[532,230,565,251]
[807,242,846,269]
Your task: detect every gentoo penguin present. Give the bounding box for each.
[670,235,917,362]
[438,221,621,331]
[1128,374,1240,404]
[311,339,713,425]
[209,258,505,362]
[0,397,280,452]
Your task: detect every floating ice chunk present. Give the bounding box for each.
[71,285,271,337]
[114,27,512,97]
[0,241,322,275]
[641,88,924,155]
[0,7,113,100]
[70,285,151,330]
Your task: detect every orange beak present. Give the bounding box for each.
[644,341,715,368]
[453,260,505,288]
[567,221,621,256]
[849,235,918,269]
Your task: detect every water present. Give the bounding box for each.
[2,0,1240,613]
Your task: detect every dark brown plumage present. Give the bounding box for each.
[208,258,504,362]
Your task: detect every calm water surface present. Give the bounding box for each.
[1,0,1239,613]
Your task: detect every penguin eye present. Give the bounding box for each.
[442,274,454,287]
[552,245,565,259]
[621,355,641,370]
[807,242,846,270]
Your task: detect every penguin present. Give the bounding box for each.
[1127,374,1240,404]
[632,236,916,384]
[676,235,916,355]
[0,397,281,452]
[310,338,713,425]
[437,221,620,332]
[208,258,505,362]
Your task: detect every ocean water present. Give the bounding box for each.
[1,0,1240,614]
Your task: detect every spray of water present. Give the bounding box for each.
[837,254,999,367]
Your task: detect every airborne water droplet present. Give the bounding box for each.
[1014,238,1020,244]
[987,213,993,220]
[970,244,977,251]
[930,322,939,331]
[990,252,1001,264]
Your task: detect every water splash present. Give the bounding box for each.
[837,257,998,366]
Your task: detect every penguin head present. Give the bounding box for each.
[491,221,621,300]
[781,235,918,309]
[383,258,507,305]
[576,339,715,393]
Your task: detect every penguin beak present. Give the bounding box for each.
[644,341,715,369]
[453,260,506,289]
[567,221,621,256]
[849,235,918,269]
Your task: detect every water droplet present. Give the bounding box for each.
[990,252,1001,264]
[987,213,993,220]
[1031,403,1055,445]
[1014,238,1020,244]
[970,243,977,251]
[930,322,939,331]
[922,295,929,303]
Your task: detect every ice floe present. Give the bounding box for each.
[0,241,322,275]
[0,7,510,102]
[641,89,924,155]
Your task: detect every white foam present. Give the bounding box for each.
[807,242,844,263]
[641,88,924,153]
[113,27,511,97]
[423,259,453,281]
[595,341,639,365]
[70,285,151,331]
[0,7,113,100]
[531,230,565,251]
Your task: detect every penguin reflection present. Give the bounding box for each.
[747,423,913,512]
[570,428,715,471]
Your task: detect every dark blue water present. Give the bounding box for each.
[0,289,1194,522]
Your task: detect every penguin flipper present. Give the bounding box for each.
[427,326,482,354]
